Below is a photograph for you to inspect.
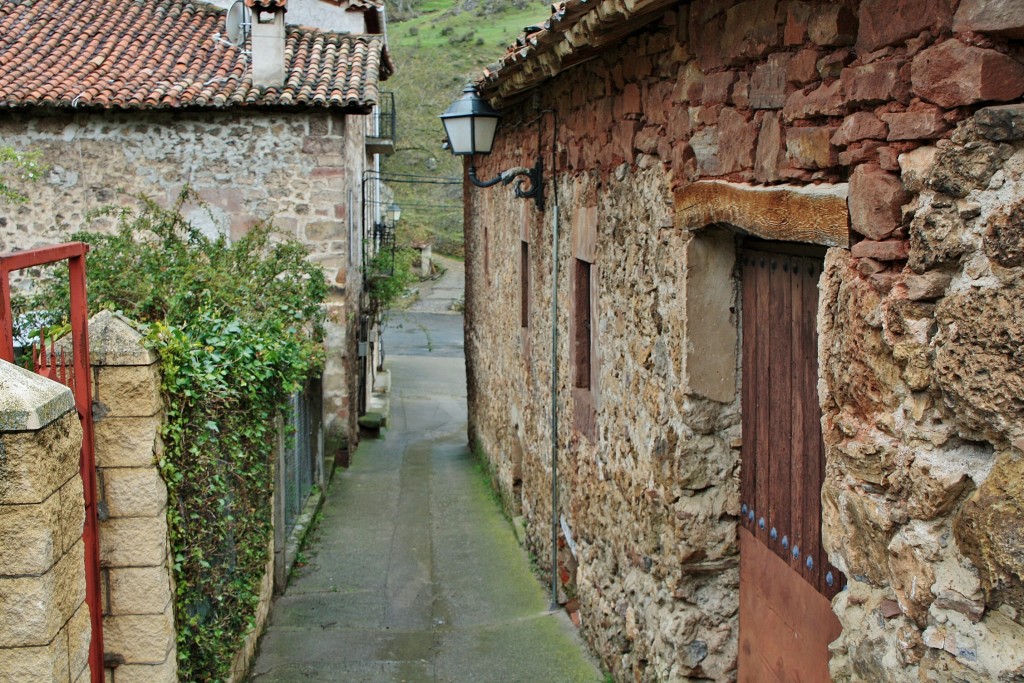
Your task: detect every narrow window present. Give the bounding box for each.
[484,225,490,284]
[521,241,530,328]
[574,258,591,389]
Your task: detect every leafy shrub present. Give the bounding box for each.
[366,246,418,319]
[0,146,45,204]
[41,189,326,681]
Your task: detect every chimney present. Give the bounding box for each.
[248,1,286,88]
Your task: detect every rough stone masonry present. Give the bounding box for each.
[463,0,1024,681]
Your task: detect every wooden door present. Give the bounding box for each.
[739,243,843,683]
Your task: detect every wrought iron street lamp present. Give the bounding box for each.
[440,84,544,210]
[386,202,402,225]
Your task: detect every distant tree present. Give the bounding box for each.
[0,146,45,204]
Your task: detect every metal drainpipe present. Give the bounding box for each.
[545,109,561,611]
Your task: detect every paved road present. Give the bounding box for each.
[408,256,464,315]
[249,311,602,682]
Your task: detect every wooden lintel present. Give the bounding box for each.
[675,181,850,248]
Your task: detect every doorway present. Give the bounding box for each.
[738,241,843,682]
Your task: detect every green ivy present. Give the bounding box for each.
[39,189,326,681]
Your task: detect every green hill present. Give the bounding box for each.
[382,0,551,257]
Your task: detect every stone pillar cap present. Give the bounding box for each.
[55,310,157,366]
[0,359,76,431]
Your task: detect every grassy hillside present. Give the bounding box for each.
[381,0,551,256]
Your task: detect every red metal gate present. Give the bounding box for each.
[738,243,843,683]
[0,243,104,683]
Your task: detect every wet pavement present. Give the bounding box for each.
[249,309,602,682]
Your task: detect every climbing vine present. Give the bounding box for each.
[41,190,326,681]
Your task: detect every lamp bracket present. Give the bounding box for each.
[467,158,544,211]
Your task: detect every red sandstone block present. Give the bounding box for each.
[722,0,780,66]
[618,82,643,117]
[703,71,736,105]
[787,49,821,86]
[750,53,789,109]
[731,72,751,108]
[808,4,858,47]
[841,61,909,107]
[691,12,727,71]
[838,140,885,166]
[635,125,662,155]
[668,107,692,142]
[856,0,954,52]
[782,79,845,122]
[718,107,758,172]
[754,111,784,182]
[817,49,854,79]
[786,125,837,169]
[692,104,721,127]
[614,119,641,165]
[878,146,901,171]
[852,238,911,261]
[832,112,888,146]
[879,108,951,140]
[849,164,910,240]
[912,39,1024,108]
[953,0,1024,39]
[646,82,675,126]
[784,1,810,45]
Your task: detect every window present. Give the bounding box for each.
[573,258,591,390]
[521,241,530,329]
[484,224,490,285]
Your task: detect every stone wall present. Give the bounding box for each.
[821,110,1024,683]
[0,360,90,683]
[464,1,1024,681]
[0,106,368,450]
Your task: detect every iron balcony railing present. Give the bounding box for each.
[367,91,396,146]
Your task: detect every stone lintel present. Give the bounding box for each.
[0,360,75,432]
[674,180,850,247]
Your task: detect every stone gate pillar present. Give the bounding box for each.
[0,360,90,682]
[83,311,175,683]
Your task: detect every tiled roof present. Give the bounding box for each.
[345,0,384,10]
[0,0,393,111]
[478,0,677,107]
[246,0,287,10]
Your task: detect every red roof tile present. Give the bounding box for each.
[0,0,393,111]
[246,0,288,10]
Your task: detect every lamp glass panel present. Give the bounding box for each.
[442,116,475,155]
[473,116,499,155]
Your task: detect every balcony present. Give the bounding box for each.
[366,91,396,155]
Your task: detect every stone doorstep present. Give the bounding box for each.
[372,368,391,394]
[366,394,390,427]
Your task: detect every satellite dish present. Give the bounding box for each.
[225,1,251,46]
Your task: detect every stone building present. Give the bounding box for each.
[458,0,1024,681]
[0,0,394,450]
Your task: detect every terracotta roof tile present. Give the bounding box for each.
[245,0,288,10]
[0,0,393,111]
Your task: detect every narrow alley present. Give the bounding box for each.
[249,268,602,682]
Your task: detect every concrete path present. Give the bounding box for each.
[250,312,602,682]
[408,256,464,315]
